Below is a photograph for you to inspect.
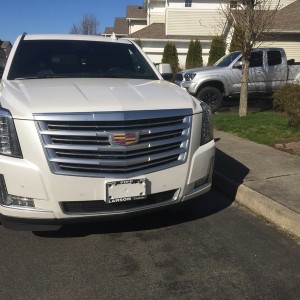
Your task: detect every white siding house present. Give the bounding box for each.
[104,0,300,68]
[166,9,224,36]
[128,0,225,67]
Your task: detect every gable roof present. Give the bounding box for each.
[272,0,300,32]
[113,17,129,35]
[126,5,147,19]
[104,27,114,35]
[127,23,214,40]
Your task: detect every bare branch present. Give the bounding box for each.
[70,13,99,35]
[220,0,282,116]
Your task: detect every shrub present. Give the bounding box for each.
[208,36,226,66]
[135,39,142,48]
[273,83,300,127]
[162,41,179,81]
[185,39,203,69]
[229,27,243,52]
[185,40,195,69]
[193,39,203,68]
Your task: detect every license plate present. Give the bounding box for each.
[106,179,147,203]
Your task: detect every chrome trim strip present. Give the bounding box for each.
[0,204,53,213]
[49,148,186,167]
[34,109,192,121]
[44,135,187,152]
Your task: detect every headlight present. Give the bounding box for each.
[0,108,22,158]
[200,102,213,145]
[184,73,196,81]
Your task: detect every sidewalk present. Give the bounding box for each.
[212,130,300,238]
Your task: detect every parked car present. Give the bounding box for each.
[175,48,300,112]
[0,34,215,231]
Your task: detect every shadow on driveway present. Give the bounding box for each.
[212,147,250,205]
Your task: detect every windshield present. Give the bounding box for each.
[8,40,158,80]
[214,51,241,67]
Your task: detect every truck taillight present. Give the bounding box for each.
[0,108,22,158]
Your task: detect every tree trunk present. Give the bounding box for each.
[239,56,250,117]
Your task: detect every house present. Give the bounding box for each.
[103,0,300,68]
[103,5,147,38]
[103,17,129,38]
[103,0,225,67]
[259,0,300,61]
[126,5,147,34]
[0,40,12,69]
[133,0,228,67]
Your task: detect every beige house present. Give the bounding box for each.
[103,0,300,68]
[259,0,300,61]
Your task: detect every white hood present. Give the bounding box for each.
[0,78,196,119]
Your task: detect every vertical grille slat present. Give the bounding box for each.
[34,109,192,177]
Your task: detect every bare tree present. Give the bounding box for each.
[221,0,282,116]
[70,13,99,35]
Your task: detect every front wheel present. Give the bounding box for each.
[196,86,223,112]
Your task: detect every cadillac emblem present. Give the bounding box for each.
[109,132,140,146]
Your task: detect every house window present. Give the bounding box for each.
[185,0,192,7]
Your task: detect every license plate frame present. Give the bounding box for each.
[106,179,147,203]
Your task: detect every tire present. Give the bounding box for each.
[196,86,223,112]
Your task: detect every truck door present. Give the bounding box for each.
[265,50,287,92]
[230,50,266,93]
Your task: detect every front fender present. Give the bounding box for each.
[187,75,230,96]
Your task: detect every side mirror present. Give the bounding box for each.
[157,63,173,81]
[233,61,242,69]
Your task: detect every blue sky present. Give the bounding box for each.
[0,0,144,43]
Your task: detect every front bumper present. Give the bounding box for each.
[175,80,198,95]
[0,139,215,230]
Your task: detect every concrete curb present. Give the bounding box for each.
[213,171,300,239]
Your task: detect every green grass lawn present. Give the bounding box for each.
[213,111,300,146]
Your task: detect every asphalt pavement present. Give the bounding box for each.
[213,129,300,238]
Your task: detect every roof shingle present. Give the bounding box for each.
[272,0,300,31]
[127,23,214,40]
[126,5,147,19]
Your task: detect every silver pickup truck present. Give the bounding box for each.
[175,48,300,112]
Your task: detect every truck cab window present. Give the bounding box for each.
[267,51,282,66]
[249,51,263,68]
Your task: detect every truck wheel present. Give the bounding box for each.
[196,87,223,112]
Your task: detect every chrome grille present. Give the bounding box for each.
[34,109,192,177]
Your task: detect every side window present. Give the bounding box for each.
[249,51,263,68]
[267,51,282,66]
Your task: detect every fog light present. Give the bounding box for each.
[5,195,35,207]
[0,175,35,207]
[194,176,208,189]
[194,157,215,189]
